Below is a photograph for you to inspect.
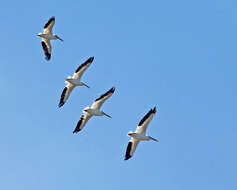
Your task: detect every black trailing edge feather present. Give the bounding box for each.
[95,87,115,102]
[44,16,55,29]
[138,107,156,126]
[58,87,67,107]
[75,57,94,73]
[124,142,133,160]
[73,116,84,133]
[41,41,51,60]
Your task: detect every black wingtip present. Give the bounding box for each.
[58,87,67,108]
[138,106,156,126]
[41,41,51,60]
[124,142,132,161]
[73,116,83,134]
[48,16,55,22]
[124,156,131,161]
[73,128,81,134]
[45,56,50,61]
[110,87,115,93]
[88,56,94,63]
[75,57,94,73]
[44,16,55,28]
[94,87,115,102]
[58,102,64,108]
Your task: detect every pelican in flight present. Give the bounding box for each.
[37,16,63,60]
[58,57,94,108]
[73,87,115,134]
[125,107,159,160]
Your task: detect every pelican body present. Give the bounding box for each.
[127,132,158,141]
[37,33,62,41]
[83,106,111,118]
[65,78,89,88]
[73,87,115,133]
[58,57,94,107]
[125,107,159,160]
[37,17,63,60]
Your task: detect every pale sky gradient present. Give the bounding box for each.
[0,0,237,190]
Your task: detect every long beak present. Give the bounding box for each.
[149,136,159,142]
[82,82,90,88]
[103,112,112,118]
[57,36,64,42]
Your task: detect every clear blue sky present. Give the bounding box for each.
[0,0,236,189]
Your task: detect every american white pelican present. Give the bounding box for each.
[73,87,115,133]
[58,57,94,108]
[37,17,63,60]
[125,107,159,160]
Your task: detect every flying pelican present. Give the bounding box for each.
[124,107,159,160]
[37,16,63,60]
[58,57,94,108]
[73,87,115,134]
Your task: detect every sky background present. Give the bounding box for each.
[0,0,237,189]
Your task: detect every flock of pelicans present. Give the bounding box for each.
[37,17,159,160]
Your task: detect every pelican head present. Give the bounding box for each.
[65,78,72,82]
[127,131,134,137]
[65,76,73,84]
[83,106,90,113]
[37,33,43,37]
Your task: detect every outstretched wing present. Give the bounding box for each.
[124,138,140,160]
[43,16,55,34]
[41,39,51,60]
[72,57,94,80]
[91,87,115,110]
[135,107,156,134]
[73,112,92,133]
[58,83,75,107]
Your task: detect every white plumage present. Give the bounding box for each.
[37,17,63,60]
[125,107,159,160]
[73,87,115,133]
[58,57,94,107]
